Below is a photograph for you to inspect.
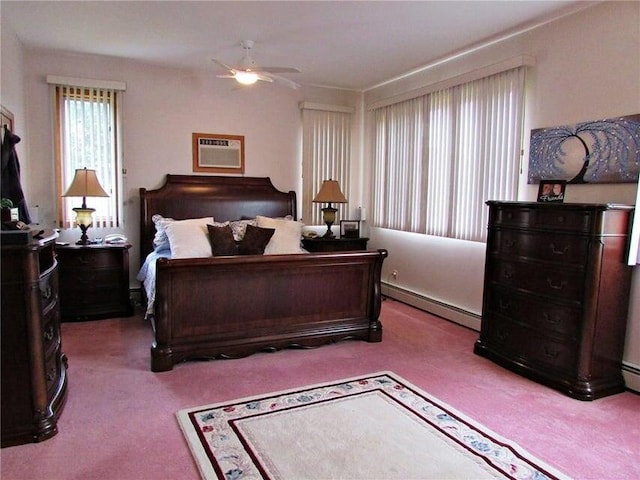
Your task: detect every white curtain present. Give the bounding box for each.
[371,66,525,242]
[301,105,352,224]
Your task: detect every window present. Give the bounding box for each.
[49,77,125,228]
[300,103,353,224]
[371,66,526,242]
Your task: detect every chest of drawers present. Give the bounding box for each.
[474,202,633,400]
[1,232,68,446]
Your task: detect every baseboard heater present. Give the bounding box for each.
[381,282,481,331]
[382,282,640,395]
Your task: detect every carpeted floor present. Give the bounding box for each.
[1,299,639,480]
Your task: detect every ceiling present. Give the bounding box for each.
[2,1,592,91]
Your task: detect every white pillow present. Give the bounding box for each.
[165,217,214,259]
[256,215,305,255]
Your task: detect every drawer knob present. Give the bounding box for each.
[44,325,55,341]
[546,277,566,291]
[499,300,511,311]
[542,312,560,325]
[41,286,52,300]
[550,243,569,255]
[543,345,559,358]
[504,239,516,248]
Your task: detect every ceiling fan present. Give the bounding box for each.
[212,40,301,89]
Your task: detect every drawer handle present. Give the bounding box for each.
[550,243,569,255]
[543,345,559,358]
[496,329,509,342]
[41,286,52,300]
[44,326,55,341]
[504,239,516,248]
[546,278,566,290]
[499,300,510,311]
[502,268,513,280]
[542,312,560,325]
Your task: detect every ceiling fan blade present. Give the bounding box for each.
[256,73,274,83]
[216,74,236,79]
[256,66,301,74]
[211,58,235,73]
[263,73,300,90]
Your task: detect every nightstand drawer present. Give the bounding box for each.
[57,243,132,321]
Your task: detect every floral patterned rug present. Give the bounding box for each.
[177,372,570,480]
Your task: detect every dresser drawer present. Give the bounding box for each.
[39,266,58,313]
[483,316,578,374]
[59,248,123,269]
[42,307,61,357]
[489,230,589,266]
[492,205,593,233]
[484,286,581,338]
[488,257,584,302]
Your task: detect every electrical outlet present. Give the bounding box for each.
[391,270,398,279]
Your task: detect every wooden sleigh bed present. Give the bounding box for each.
[139,175,387,371]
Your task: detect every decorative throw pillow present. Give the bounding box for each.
[256,215,305,255]
[164,217,214,258]
[229,218,257,241]
[207,224,238,256]
[152,214,175,252]
[238,224,275,255]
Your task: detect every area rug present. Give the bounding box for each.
[177,371,570,480]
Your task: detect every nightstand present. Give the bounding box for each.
[56,243,133,321]
[302,237,369,252]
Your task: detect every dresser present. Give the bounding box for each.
[474,202,633,400]
[1,231,68,447]
[57,243,133,321]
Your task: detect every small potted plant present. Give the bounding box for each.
[1,198,14,222]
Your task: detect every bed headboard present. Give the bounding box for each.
[139,175,297,261]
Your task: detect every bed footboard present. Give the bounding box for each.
[151,249,387,372]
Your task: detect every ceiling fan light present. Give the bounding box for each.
[235,71,259,85]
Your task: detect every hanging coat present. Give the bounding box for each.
[1,126,31,224]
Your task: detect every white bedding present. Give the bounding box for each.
[136,249,171,318]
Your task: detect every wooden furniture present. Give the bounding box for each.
[302,237,369,252]
[1,231,68,447]
[474,201,633,400]
[57,243,133,321]
[140,175,387,372]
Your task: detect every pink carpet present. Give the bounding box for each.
[1,299,639,479]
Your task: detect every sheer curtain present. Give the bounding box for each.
[371,66,525,242]
[51,79,124,228]
[301,103,353,224]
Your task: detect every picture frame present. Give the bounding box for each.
[537,180,566,203]
[192,133,245,174]
[340,220,360,238]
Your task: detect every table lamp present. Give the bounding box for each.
[62,168,109,245]
[312,179,347,238]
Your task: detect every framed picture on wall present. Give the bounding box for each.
[192,133,245,174]
[340,220,360,238]
[537,180,566,203]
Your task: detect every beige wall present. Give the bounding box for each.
[364,1,640,389]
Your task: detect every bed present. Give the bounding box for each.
[138,175,387,372]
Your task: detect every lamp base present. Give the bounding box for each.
[322,222,336,239]
[76,224,90,245]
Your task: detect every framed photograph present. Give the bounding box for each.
[340,220,360,238]
[192,133,245,174]
[537,180,566,203]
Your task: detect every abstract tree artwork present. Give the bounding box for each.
[528,114,640,184]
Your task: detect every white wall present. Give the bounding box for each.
[364,1,640,389]
[18,50,360,271]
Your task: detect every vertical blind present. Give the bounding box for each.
[54,84,122,228]
[371,66,525,242]
[301,105,353,224]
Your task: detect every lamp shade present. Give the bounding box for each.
[62,168,109,198]
[312,179,347,204]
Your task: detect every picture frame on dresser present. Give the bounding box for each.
[340,220,360,238]
[537,180,566,202]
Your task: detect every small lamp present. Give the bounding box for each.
[62,168,109,245]
[312,179,347,239]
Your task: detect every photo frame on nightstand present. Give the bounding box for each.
[340,220,360,238]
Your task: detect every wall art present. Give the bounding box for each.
[528,114,640,184]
